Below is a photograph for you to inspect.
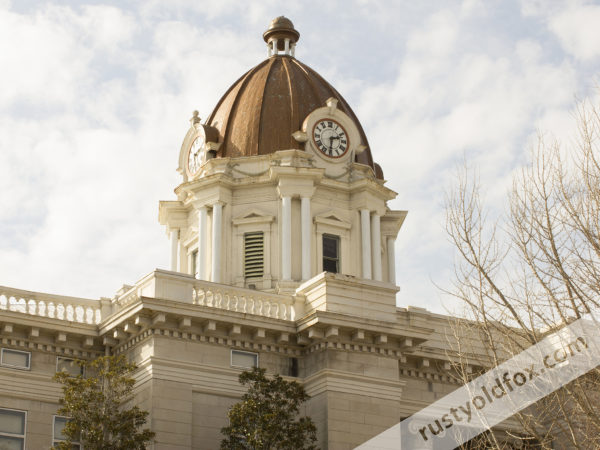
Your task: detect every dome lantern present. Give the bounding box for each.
[263,16,299,57]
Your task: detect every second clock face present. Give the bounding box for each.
[187,135,205,176]
[312,119,349,158]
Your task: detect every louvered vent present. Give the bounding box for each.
[244,232,264,279]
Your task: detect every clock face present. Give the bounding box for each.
[187,135,205,176]
[312,119,349,158]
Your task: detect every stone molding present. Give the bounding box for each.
[304,369,405,401]
[0,368,62,403]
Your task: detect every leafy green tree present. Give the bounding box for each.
[221,367,318,450]
[53,354,155,450]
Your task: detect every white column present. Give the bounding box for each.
[360,209,372,279]
[301,197,311,281]
[170,229,179,271]
[197,207,207,280]
[371,214,382,281]
[387,237,396,284]
[291,43,296,57]
[267,43,272,57]
[211,203,223,283]
[273,39,278,55]
[178,239,186,273]
[284,38,290,55]
[281,196,292,281]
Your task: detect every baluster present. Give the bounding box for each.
[85,308,93,324]
[0,295,7,310]
[66,305,74,321]
[231,295,238,311]
[8,296,16,311]
[48,302,55,318]
[215,292,222,308]
[256,299,263,316]
[28,299,37,315]
[95,309,101,324]
[75,306,83,322]
[280,303,287,320]
[240,296,247,313]
[246,297,252,314]
[197,289,206,306]
[38,301,46,317]
[57,303,65,320]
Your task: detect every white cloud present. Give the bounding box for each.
[549,4,600,61]
[1,1,599,315]
[406,10,459,59]
[0,6,90,108]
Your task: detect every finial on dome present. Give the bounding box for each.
[190,110,201,125]
[263,16,300,58]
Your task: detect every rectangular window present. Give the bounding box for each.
[192,249,198,278]
[322,234,340,273]
[0,408,26,450]
[244,232,264,279]
[53,416,81,449]
[56,357,83,377]
[289,357,298,377]
[0,349,30,370]
[231,350,258,369]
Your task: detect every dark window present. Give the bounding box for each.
[323,234,340,273]
[289,357,299,377]
[191,250,198,277]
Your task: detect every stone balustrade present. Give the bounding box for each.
[0,271,303,326]
[193,280,299,321]
[0,286,102,325]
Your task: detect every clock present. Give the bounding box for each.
[187,134,206,176]
[312,119,349,158]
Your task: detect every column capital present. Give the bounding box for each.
[277,177,316,199]
[381,209,408,238]
[350,191,387,216]
[192,201,209,210]
[210,200,226,208]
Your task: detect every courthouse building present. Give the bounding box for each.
[1,17,523,450]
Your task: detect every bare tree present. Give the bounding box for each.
[444,98,600,449]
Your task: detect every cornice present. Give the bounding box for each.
[303,368,405,401]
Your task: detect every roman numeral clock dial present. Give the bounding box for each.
[187,134,206,176]
[312,119,349,158]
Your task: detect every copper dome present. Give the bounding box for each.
[206,34,381,177]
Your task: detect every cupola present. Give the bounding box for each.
[263,16,300,57]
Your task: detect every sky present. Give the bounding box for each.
[1,0,600,314]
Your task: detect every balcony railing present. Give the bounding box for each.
[0,271,303,326]
[0,286,102,324]
[193,280,298,321]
